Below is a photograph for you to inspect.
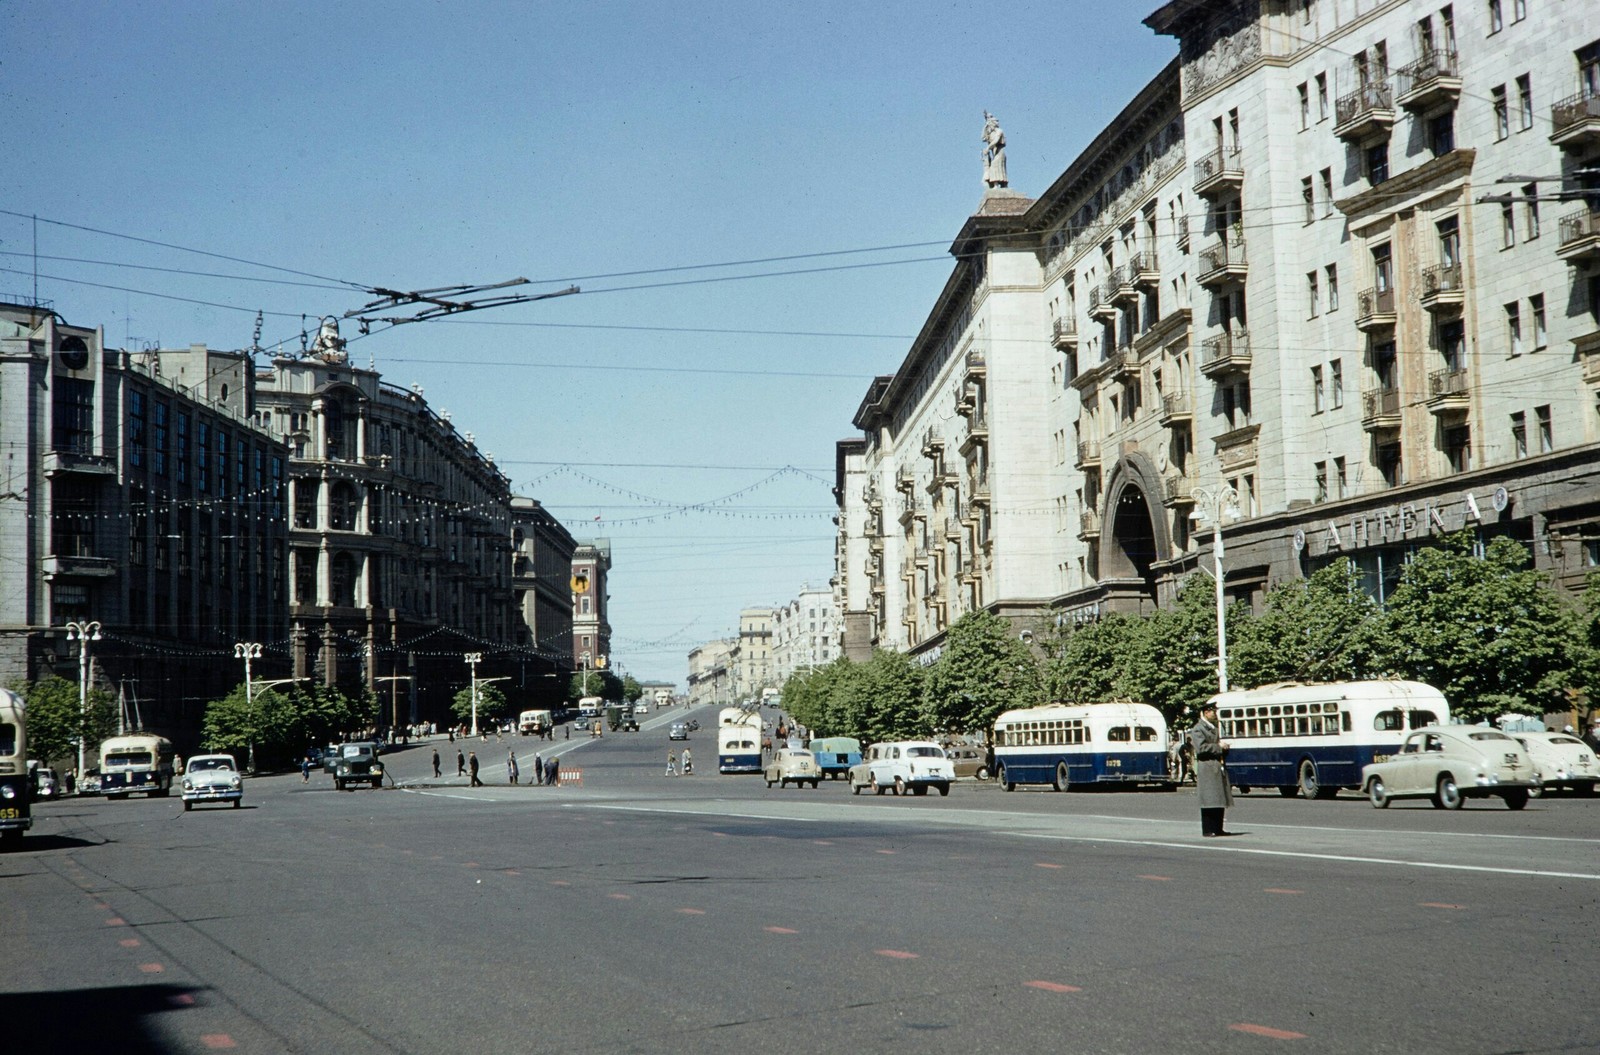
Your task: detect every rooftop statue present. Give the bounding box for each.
[982,111,1008,189]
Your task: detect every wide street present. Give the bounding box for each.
[7,705,1599,1055]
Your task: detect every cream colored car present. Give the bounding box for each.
[764,748,821,789]
[1361,726,1538,810]
[1514,731,1598,795]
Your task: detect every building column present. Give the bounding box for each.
[317,539,331,607]
[311,398,326,460]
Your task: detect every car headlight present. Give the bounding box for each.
[373,764,384,774]
[0,785,14,799]
[182,780,194,790]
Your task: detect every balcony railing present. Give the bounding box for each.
[1551,90,1600,148]
[1159,391,1192,425]
[1395,50,1461,111]
[1419,263,1464,313]
[1356,286,1397,330]
[1087,284,1116,321]
[1192,146,1244,198]
[1078,509,1101,540]
[1334,81,1395,142]
[1360,387,1402,431]
[1200,329,1251,377]
[1129,250,1160,288]
[1162,474,1195,507]
[1558,207,1600,263]
[1197,237,1247,287]
[1051,315,1079,349]
[1075,440,1101,469]
[963,347,986,379]
[1426,367,1470,412]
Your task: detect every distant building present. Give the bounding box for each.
[570,539,611,674]
[730,606,776,700]
[771,584,839,683]
[511,497,576,700]
[686,639,733,708]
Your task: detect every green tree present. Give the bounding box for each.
[923,611,1043,735]
[1228,558,1379,688]
[20,675,117,769]
[1040,612,1149,703]
[569,669,621,702]
[451,683,509,726]
[1370,532,1578,723]
[622,675,642,703]
[1572,572,1600,726]
[855,649,925,743]
[1122,577,1233,723]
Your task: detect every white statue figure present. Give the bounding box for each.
[983,111,1008,188]
[311,315,346,359]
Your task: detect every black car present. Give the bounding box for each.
[332,742,384,790]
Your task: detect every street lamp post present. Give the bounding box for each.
[234,642,263,774]
[64,620,103,779]
[1190,486,1240,693]
[464,653,483,737]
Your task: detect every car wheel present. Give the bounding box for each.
[1503,787,1530,811]
[893,776,906,797]
[233,798,241,808]
[1433,774,1464,810]
[766,779,774,788]
[852,782,863,796]
[1053,762,1070,793]
[183,799,193,811]
[1367,777,1390,809]
[811,781,819,789]
[1528,785,1544,799]
[997,764,1014,792]
[334,779,344,791]
[975,766,990,781]
[938,783,950,797]
[875,781,887,796]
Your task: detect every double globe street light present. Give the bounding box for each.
[64,620,103,779]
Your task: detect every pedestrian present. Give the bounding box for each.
[448,727,454,743]
[456,749,466,776]
[681,747,693,776]
[546,756,559,787]
[1586,722,1600,756]
[507,751,519,785]
[468,751,483,787]
[665,751,678,777]
[301,753,311,783]
[1189,702,1234,837]
[533,752,543,785]
[432,748,441,778]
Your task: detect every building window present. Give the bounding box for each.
[1537,404,1553,452]
[1531,293,1547,349]
[1302,176,1315,223]
[175,412,189,485]
[1444,423,1471,473]
[1501,201,1516,249]
[1524,183,1539,240]
[1516,74,1533,130]
[152,401,169,478]
[1377,441,1403,487]
[1439,319,1467,370]
[1488,0,1502,34]
[1492,85,1509,139]
[1326,264,1340,311]
[1372,243,1393,293]
[1511,411,1527,458]
[1507,302,1523,355]
[1315,461,1328,503]
[1320,168,1334,215]
[1308,271,1320,317]
[128,390,146,469]
[1365,141,1389,184]
[1331,358,1344,408]
[1312,365,1325,412]
[1298,82,1310,129]
[1334,456,1347,499]
[52,377,95,454]
[197,420,209,492]
[1316,72,1329,120]
[1428,111,1455,155]
[1512,0,1526,22]
[1437,216,1460,268]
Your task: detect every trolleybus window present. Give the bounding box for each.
[0,722,14,756]
[106,750,153,767]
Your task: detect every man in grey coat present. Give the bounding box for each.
[1190,702,1235,837]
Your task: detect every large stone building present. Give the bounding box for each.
[770,584,841,683]
[686,638,733,708]
[511,496,577,698]
[569,538,612,677]
[837,0,1600,657]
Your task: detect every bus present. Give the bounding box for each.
[577,696,603,719]
[991,702,1171,792]
[0,689,32,844]
[760,687,781,707]
[717,708,762,774]
[99,733,176,799]
[1210,680,1450,798]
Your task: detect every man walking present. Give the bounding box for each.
[468,751,483,787]
[431,748,441,778]
[507,751,519,785]
[456,749,466,776]
[1189,702,1234,837]
[533,752,543,785]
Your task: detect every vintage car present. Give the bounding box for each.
[853,740,955,797]
[1361,726,1538,810]
[808,737,862,780]
[1514,731,1598,795]
[764,748,822,789]
[668,722,690,741]
[180,753,243,810]
[944,743,991,781]
[31,765,60,800]
[333,742,385,790]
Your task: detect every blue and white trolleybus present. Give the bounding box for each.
[991,702,1171,791]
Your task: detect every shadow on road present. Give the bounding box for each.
[7,983,211,1053]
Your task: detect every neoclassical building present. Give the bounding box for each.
[837,0,1600,659]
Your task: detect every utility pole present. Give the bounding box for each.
[464,653,483,737]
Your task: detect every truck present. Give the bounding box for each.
[605,704,639,733]
[518,709,554,738]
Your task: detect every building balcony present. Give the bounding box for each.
[1051,315,1079,350]
[868,535,883,554]
[43,553,118,579]
[1107,345,1137,381]
[1129,251,1160,289]
[1558,207,1600,264]
[1159,391,1192,426]
[1110,266,1139,307]
[920,428,944,458]
[1395,50,1461,113]
[963,347,986,383]
[1192,146,1244,200]
[1578,329,1600,383]
[969,471,991,506]
[1419,263,1465,314]
[1355,287,1397,331]
[1162,473,1195,509]
[895,467,915,493]
[1196,238,1247,288]
[1068,354,1113,393]
[1075,440,1101,470]
[1087,283,1118,323]
[1199,329,1251,378]
[944,516,963,540]
[1551,90,1600,150]
[1426,367,1470,415]
[1360,387,1402,433]
[42,449,116,478]
[863,484,881,511]
[958,411,988,457]
[1078,509,1101,541]
[955,384,977,417]
[1333,81,1396,143]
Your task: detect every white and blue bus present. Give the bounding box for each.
[992,702,1171,792]
[0,689,32,844]
[717,707,762,774]
[1210,680,1450,798]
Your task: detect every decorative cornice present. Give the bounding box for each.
[1335,149,1476,226]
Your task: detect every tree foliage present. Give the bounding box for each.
[203,683,374,769]
[922,611,1042,735]
[451,683,509,725]
[19,675,117,770]
[1228,558,1379,688]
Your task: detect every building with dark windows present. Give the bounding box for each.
[511,496,577,703]
[569,539,612,675]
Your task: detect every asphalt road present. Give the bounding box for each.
[7,705,1599,1055]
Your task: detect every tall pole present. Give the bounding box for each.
[235,642,262,773]
[464,652,482,736]
[65,620,102,778]
[1191,487,1238,694]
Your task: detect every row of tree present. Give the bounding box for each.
[780,533,1599,744]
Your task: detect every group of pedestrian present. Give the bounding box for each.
[665,747,692,776]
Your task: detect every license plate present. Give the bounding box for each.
[1106,759,1121,767]
[0,808,18,819]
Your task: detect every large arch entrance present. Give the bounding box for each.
[1096,454,1173,607]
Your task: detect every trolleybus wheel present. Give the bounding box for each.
[997,764,1014,792]
[1298,760,1321,800]
[1053,762,1070,793]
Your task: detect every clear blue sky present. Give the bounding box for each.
[1,1,1176,686]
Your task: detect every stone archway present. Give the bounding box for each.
[1097,452,1173,604]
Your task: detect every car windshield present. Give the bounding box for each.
[188,758,234,772]
[342,745,372,759]
[1549,735,1584,746]
[907,747,943,758]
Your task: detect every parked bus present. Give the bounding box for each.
[0,688,32,844]
[717,709,762,774]
[992,702,1171,792]
[99,733,176,799]
[1210,680,1450,798]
